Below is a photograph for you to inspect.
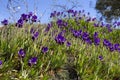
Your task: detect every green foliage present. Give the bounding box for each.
[95,0,120,22]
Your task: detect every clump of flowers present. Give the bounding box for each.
[56,19,68,28]
[16,19,24,28]
[1,19,8,25]
[31,15,37,22]
[15,12,38,28]
[82,32,90,40]
[81,32,92,44]
[55,33,66,45]
[0,9,120,80]
[50,11,63,18]
[103,39,115,52]
[20,13,29,21]
[72,29,82,38]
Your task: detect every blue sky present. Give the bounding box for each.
[0,0,97,24]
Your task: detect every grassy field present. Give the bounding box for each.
[0,10,120,80]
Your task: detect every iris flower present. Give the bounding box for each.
[18,49,25,58]
[1,19,8,25]
[42,47,48,53]
[28,57,37,66]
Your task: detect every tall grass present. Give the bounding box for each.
[0,10,120,80]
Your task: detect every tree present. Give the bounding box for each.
[95,0,120,22]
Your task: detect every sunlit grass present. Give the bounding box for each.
[0,10,120,80]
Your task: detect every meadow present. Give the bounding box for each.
[0,10,120,80]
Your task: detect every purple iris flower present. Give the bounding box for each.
[57,19,67,27]
[34,31,39,38]
[57,12,60,16]
[86,18,91,22]
[42,47,48,53]
[66,41,71,47]
[93,32,100,45]
[32,31,39,41]
[31,15,37,22]
[108,44,114,52]
[30,28,35,34]
[28,57,37,66]
[103,39,111,46]
[55,34,66,45]
[16,19,24,28]
[28,12,33,18]
[67,9,73,13]
[94,32,98,38]
[50,13,55,18]
[106,24,111,28]
[82,32,89,40]
[57,19,63,27]
[98,56,103,61]
[72,30,82,38]
[117,22,120,26]
[94,38,100,45]
[114,43,120,50]
[73,11,77,17]
[0,60,2,65]
[103,39,114,52]
[18,49,25,58]
[45,26,50,32]
[81,32,92,44]
[21,13,28,21]
[100,22,104,27]
[1,19,8,25]
[94,23,99,27]
[92,18,96,21]
[45,23,52,32]
[85,38,92,44]
[79,10,81,13]
[64,14,67,17]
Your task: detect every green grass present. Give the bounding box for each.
[0,17,120,80]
